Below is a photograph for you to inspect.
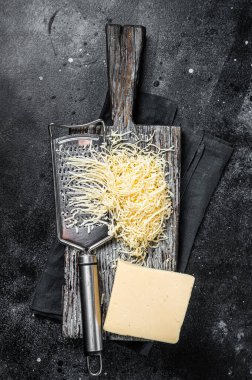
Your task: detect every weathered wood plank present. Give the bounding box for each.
[98,125,180,340]
[106,24,146,131]
[62,248,82,338]
[62,24,181,340]
[62,126,180,339]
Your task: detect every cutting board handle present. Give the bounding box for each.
[105,24,146,130]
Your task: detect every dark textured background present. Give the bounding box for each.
[0,0,251,379]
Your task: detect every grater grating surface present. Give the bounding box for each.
[49,120,112,251]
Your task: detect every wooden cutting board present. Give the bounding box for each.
[62,24,181,340]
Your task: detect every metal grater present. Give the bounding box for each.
[49,120,112,252]
[49,119,112,376]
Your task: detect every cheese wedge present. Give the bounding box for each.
[104,260,195,343]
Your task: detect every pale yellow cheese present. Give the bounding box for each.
[104,260,195,343]
[66,133,172,262]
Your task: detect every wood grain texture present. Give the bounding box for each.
[62,24,181,340]
[106,24,146,131]
[62,248,81,338]
[98,125,180,340]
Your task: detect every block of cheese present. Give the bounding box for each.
[104,260,195,343]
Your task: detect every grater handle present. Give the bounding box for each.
[78,253,103,376]
[105,24,146,131]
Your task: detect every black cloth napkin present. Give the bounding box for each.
[31,92,233,352]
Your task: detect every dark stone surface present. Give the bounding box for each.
[0,0,251,379]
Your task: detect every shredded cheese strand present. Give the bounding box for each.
[64,133,172,262]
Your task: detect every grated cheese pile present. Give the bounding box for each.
[65,133,173,262]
